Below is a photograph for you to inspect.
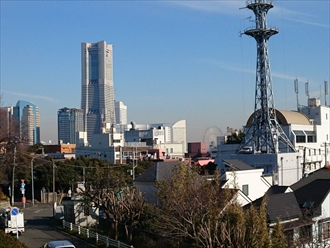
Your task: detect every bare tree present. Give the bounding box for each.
[154,163,286,248]
[121,187,145,241]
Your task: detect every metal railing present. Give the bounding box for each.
[62,220,134,248]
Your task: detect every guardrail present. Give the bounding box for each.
[62,220,134,248]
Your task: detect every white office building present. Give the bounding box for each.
[75,119,187,163]
[216,98,330,186]
[115,101,127,125]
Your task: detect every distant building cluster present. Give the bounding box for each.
[1,100,40,145]
[59,40,187,163]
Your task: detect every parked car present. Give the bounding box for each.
[40,240,76,248]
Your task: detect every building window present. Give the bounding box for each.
[299,225,312,243]
[323,221,330,240]
[294,130,306,143]
[284,229,294,246]
[242,185,249,196]
[305,131,316,143]
[170,148,173,153]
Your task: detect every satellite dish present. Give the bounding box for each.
[203,126,223,150]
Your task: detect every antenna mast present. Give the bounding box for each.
[294,78,299,111]
[237,0,296,154]
[325,81,328,106]
[305,81,310,103]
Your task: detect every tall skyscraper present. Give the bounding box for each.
[58,107,84,144]
[81,41,116,143]
[13,100,40,145]
[115,101,127,125]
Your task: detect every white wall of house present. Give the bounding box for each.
[220,168,271,206]
[314,192,330,244]
[158,143,185,158]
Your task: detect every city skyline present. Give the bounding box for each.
[1,1,329,144]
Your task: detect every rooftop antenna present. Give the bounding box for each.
[325,81,328,106]
[236,0,295,154]
[305,81,310,103]
[294,78,299,111]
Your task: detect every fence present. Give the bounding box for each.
[62,220,134,248]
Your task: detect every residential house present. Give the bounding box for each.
[250,165,330,246]
[220,159,272,206]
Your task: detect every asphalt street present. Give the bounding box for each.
[13,203,96,248]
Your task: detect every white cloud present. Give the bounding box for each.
[198,58,322,87]
[284,17,329,28]
[3,90,58,103]
[166,1,329,29]
[164,1,245,14]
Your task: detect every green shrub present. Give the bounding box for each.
[0,230,29,248]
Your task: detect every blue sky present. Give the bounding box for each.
[1,1,329,144]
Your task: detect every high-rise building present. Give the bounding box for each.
[115,101,127,125]
[0,106,14,136]
[58,107,84,144]
[81,40,116,143]
[13,100,40,145]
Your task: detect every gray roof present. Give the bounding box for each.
[251,186,301,223]
[223,159,254,170]
[266,192,302,223]
[294,179,330,217]
[134,161,179,182]
[290,166,330,191]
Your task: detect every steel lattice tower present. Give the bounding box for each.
[237,0,296,154]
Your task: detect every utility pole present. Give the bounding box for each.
[325,142,328,166]
[11,146,16,206]
[52,159,56,216]
[132,147,138,180]
[302,147,306,178]
[31,157,35,206]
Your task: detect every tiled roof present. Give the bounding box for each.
[294,179,330,217]
[249,186,301,223]
[223,159,254,170]
[266,192,301,222]
[290,166,330,191]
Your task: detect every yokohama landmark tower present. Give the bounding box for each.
[81,41,116,142]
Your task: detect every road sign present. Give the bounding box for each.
[11,207,19,216]
[21,179,25,191]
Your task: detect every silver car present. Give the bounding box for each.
[40,240,76,248]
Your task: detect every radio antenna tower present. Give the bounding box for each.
[294,78,299,110]
[324,81,328,106]
[237,0,296,154]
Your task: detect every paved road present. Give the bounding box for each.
[16,203,96,248]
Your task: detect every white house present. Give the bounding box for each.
[219,159,272,206]
[250,166,330,246]
[62,195,99,227]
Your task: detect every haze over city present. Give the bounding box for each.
[1,1,329,144]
